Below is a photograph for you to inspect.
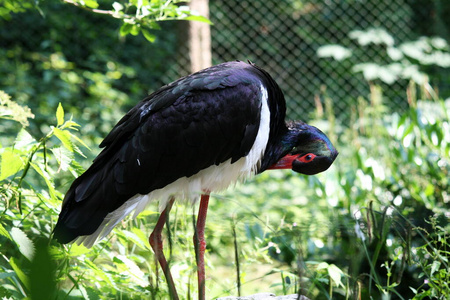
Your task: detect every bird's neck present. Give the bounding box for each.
[258,125,290,173]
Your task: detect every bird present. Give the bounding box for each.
[53,60,338,299]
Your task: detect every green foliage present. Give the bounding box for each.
[318,28,450,86]
[1,0,210,42]
[0,82,449,299]
[0,96,86,298]
[65,0,211,43]
[209,80,449,299]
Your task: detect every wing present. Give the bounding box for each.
[54,61,267,243]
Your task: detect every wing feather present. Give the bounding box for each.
[54,61,269,243]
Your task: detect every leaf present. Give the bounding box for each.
[115,255,148,287]
[15,128,36,149]
[118,229,150,250]
[0,223,11,240]
[67,244,92,257]
[10,227,35,261]
[84,259,116,287]
[51,146,73,172]
[61,120,80,130]
[430,260,440,275]
[30,162,58,201]
[0,149,24,181]
[130,24,140,36]
[183,15,213,25]
[53,128,74,153]
[141,29,156,43]
[9,257,30,290]
[82,0,99,9]
[327,264,345,288]
[56,103,64,126]
[119,22,133,36]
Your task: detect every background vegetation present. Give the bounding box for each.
[1,0,449,299]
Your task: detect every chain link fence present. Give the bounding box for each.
[1,0,449,126]
[206,0,450,121]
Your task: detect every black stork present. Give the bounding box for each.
[54,61,338,299]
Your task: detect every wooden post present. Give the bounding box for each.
[188,0,211,72]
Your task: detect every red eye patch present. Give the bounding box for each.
[297,153,316,163]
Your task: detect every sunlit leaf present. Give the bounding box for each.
[15,128,36,149]
[56,103,64,126]
[141,29,156,43]
[53,127,74,153]
[115,255,148,287]
[120,22,133,36]
[0,149,23,181]
[51,146,73,172]
[430,261,441,275]
[82,0,99,9]
[130,24,140,36]
[30,162,58,201]
[67,244,92,257]
[328,264,345,288]
[183,15,213,25]
[10,227,35,261]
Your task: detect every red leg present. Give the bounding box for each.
[149,197,179,300]
[193,193,210,300]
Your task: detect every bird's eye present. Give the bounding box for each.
[298,153,316,163]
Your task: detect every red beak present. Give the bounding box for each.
[267,154,298,170]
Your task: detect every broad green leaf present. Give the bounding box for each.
[142,29,156,43]
[316,262,329,270]
[327,264,345,288]
[68,131,90,156]
[67,243,92,257]
[10,227,35,261]
[9,257,30,290]
[56,103,64,126]
[51,146,73,172]
[82,0,99,9]
[120,23,133,36]
[30,162,57,201]
[53,127,74,153]
[15,128,36,149]
[131,227,151,250]
[0,149,23,181]
[0,223,11,240]
[430,260,441,275]
[130,24,140,36]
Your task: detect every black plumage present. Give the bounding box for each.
[54,61,291,243]
[54,60,338,300]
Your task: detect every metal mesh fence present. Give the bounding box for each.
[207,0,450,122]
[1,0,449,126]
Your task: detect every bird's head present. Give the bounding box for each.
[269,121,338,175]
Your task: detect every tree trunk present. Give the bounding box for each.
[187,0,211,72]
